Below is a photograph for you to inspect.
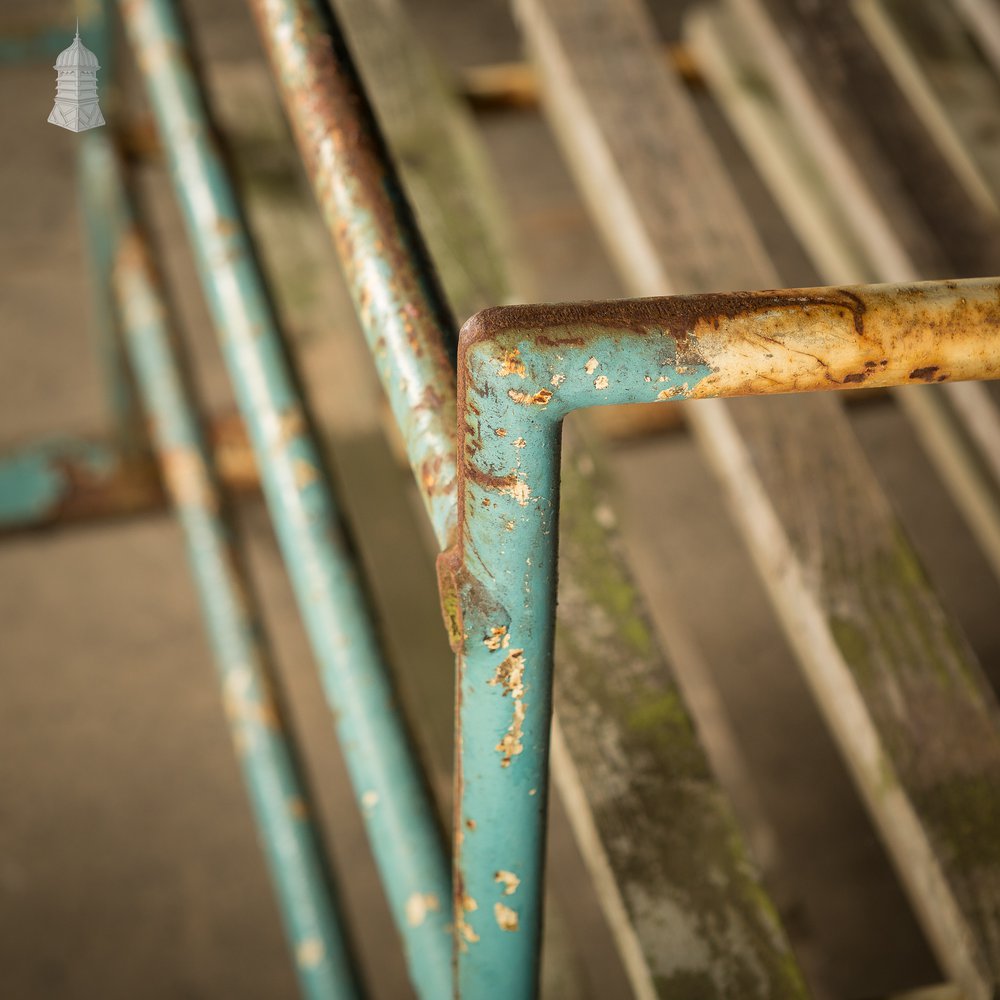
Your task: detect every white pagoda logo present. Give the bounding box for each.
[48,21,105,132]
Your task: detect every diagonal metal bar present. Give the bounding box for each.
[247,0,460,550]
[439,277,1000,997]
[85,130,360,1000]
[116,2,452,995]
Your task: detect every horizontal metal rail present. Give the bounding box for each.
[439,277,1000,996]
[116,1,452,996]
[86,130,360,999]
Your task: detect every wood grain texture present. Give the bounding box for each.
[951,0,1000,79]
[516,0,1000,995]
[855,0,1000,215]
[554,429,805,999]
[688,1,1000,602]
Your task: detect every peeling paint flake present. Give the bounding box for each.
[495,348,526,377]
[489,649,525,699]
[490,649,527,766]
[484,626,511,652]
[405,891,440,928]
[494,902,519,931]
[296,937,325,969]
[293,458,319,488]
[507,387,553,406]
[594,375,609,390]
[496,700,527,767]
[495,870,520,896]
[584,356,599,374]
[657,383,689,401]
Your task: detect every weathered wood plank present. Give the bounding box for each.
[719,0,1000,579]
[707,0,1000,591]
[553,426,804,999]
[515,0,1000,997]
[329,0,805,996]
[726,0,1000,291]
[951,0,1000,81]
[854,0,1000,215]
[687,1,1000,603]
[330,0,519,323]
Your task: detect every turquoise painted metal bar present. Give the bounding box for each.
[88,130,360,1000]
[246,0,460,549]
[116,2,452,996]
[438,278,1000,997]
[0,435,161,532]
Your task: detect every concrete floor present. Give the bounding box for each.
[3,1,1000,998]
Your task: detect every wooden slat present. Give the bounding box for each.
[327,1,800,996]
[330,0,521,323]
[725,0,1000,290]
[708,0,1000,591]
[515,0,1000,997]
[854,0,1000,215]
[686,2,1000,599]
[553,427,804,999]
[951,0,1000,81]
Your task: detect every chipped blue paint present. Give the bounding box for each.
[89,131,360,1000]
[443,281,1000,996]
[443,320,712,997]
[118,3,451,996]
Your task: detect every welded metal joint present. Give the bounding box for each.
[438,276,1000,998]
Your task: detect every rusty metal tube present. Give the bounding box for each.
[246,0,460,549]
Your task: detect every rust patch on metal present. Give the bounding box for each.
[496,348,526,377]
[507,386,554,406]
[459,287,869,350]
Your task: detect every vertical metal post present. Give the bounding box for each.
[85,131,361,999]
[116,3,452,996]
